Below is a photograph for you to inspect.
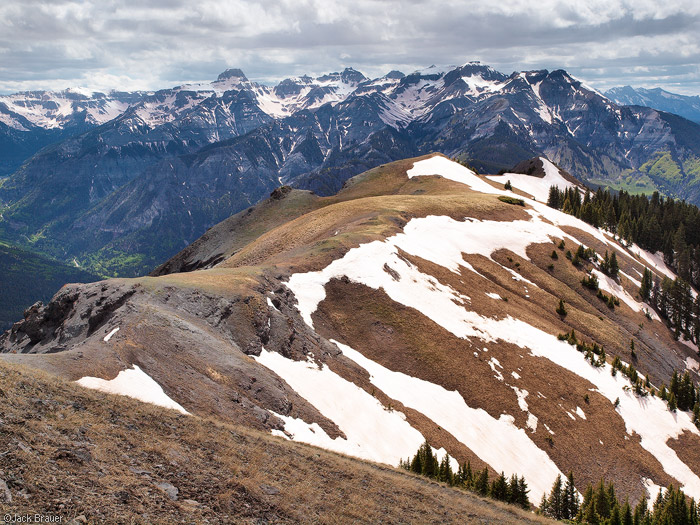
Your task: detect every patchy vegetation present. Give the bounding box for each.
[498,195,526,206]
[0,360,552,524]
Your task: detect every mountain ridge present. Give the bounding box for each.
[4,62,700,278]
[3,155,700,509]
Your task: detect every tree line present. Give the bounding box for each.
[399,440,530,509]
[400,441,700,524]
[548,185,700,345]
[539,474,699,525]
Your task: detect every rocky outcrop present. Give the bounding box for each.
[0,282,137,354]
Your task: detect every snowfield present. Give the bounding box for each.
[76,365,189,415]
[283,156,700,499]
[333,340,563,503]
[254,348,428,465]
[486,157,578,202]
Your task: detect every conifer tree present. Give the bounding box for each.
[669,392,678,412]
[547,186,561,208]
[545,474,565,519]
[564,471,579,519]
[634,496,650,525]
[622,498,633,525]
[640,267,653,301]
[609,251,619,277]
[490,472,508,501]
[610,504,622,525]
[438,453,453,484]
[556,299,567,316]
[473,468,489,496]
[516,476,530,510]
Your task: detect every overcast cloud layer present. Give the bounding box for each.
[1,0,699,95]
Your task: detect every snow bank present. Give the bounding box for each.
[103,327,119,342]
[334,340,563,503]
[486,158,577,202]
[76,365,188,414]
[627,245,677,280]
[592,269,659,320]
[254,348,427,465]
[407,156,497,194]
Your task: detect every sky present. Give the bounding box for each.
[1,0,700,95]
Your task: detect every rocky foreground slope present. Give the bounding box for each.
[2,154,700,512]
[0,360,551,524]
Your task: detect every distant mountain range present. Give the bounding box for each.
[3,62,700,277]
[605,86,700,124]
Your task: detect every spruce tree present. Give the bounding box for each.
[490,472,508,501]
[556,299,567,316]
[564,471,579,519]
[640,267,653,301]
[438,454,453,484]
[610,504,622,525]
[546,474,564,519]
[609,251,619,277]
[516,476,530,510]
[622,499,633,525]
[474,468,489,496]
[634,494,650,525]
[669,392,678,412]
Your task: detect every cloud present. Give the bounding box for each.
[0,0,698,94]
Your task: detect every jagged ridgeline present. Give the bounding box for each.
[3,154,700,522]
[4,62,700,279]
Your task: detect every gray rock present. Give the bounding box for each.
[0,478,11,503]
[259,483,280,496]
[156,481,179,501]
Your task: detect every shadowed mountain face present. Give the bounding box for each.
[3,155,700,510]
[3,63,700,277]
[606,86,700,125]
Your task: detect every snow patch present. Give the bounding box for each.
[592,269,659,320]
[627,245,678,281]
[267,297,280,312]
[527,413,539,432]
[286,156,700,497]
[487,158,577,202]
[103,327,119,342]
[76,365,188,414]
[254,348,427,465]
[511,386,529,412]
[488,357,504,381]
[334,340,563,502]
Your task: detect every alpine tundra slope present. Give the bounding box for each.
[2,154,699,509]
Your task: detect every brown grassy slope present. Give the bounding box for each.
[0,361,553,524]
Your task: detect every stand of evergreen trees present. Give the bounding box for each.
[399,440,530,509]
[539,475,699,525]
[547,185,700,345]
